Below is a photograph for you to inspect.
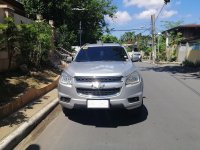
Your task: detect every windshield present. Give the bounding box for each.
[133,48,139,52]
[75,46,128,62]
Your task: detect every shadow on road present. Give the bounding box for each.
[26,144,40,150]
[64,105,148,128]
[139,64,200,80]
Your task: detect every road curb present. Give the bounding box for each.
[0,76,59,119]
[0,99,59,150]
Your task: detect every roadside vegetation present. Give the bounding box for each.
[0,17,53,69]
[183,60,200,68]
[0,0,117,106]
[19,0,117,49]
[113,20,185,62]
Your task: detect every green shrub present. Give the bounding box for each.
[0,18,54,69]
[0,25,7,51]
[18,22,53,68]
[0,17,19,69]
[183,60,200,68]
[55,25,76,52]
[144,47,152,56]
[168,49,177,62]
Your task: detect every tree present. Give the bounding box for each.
[161,20,184,30]
[25,0,45,18]
[156,34,167,60]
[19,22,53,67]
[55,24,77,51]
[136,34,151,52]
[3,18,19,69]
[101,34,119,43]
[120,32,135,44]
[20,0,116,45]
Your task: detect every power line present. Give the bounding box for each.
[137,21,152,35]
[139,27,151,34]
[109,20,152,33]
[139,2,166,35]
[110,28,148,32]
[156,3,166,22]
[106,2,166,35]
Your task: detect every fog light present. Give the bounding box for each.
[60,97,71,103]
[128,97,139,103]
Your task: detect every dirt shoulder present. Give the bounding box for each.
[0,68,60,106]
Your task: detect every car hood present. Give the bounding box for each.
[64,61,137,77]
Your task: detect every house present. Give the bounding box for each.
[163,24,200,63]
[0,0,32,24]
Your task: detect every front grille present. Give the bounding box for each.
[77,88,120,96]
[75,76,122,82]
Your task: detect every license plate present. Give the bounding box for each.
[87,100,109,109]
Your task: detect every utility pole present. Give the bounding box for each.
[151,14,156,62]
[72,8,86,47]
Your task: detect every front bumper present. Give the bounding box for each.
[132,56,141,61]
[58,80,143,110]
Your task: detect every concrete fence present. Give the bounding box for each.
[177,43,200,63]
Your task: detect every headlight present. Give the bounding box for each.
[60,72,72,85]
[126,72,140,85]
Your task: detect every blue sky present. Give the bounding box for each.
[105,0,200,38]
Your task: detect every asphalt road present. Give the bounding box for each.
[18,62,200,150]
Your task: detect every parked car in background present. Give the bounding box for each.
[132,48,142,62]
[58,43,143,114]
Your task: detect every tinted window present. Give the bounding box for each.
[75,46,128,62]
[133,48,139,52]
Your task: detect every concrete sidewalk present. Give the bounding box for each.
[0,88,58,150]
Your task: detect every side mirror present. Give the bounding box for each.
[66,56,73,63]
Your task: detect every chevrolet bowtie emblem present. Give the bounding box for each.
[91,81,105,89]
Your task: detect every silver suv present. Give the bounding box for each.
[58,43,143,113]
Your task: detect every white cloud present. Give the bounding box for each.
[123,0,177,20]
[135,9,157,19]
[123,0,163,9]
[161,10,178,18]
[105,11,132,25]
[134,9,177,20]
